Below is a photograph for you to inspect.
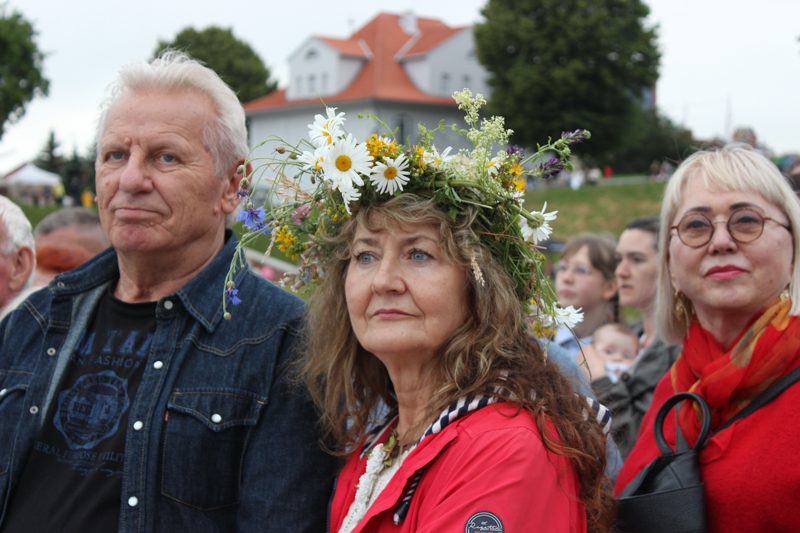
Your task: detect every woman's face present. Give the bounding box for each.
[615,229,658,311]
[344,220,469,365]
[554,245,617,311]
[668,177,794,332]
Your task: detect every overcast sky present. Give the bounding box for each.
[1,0,798,172]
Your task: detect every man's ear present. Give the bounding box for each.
[9,246,34,292]
[220,160,250,215]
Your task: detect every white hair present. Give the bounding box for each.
[95,50,248,177]
[0,196,34,255]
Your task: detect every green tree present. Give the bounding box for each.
[609,107,696,174]
[34,130,64,174]
[0,5,49,140]
[154,26,277,103]
[61,148,94,200]
[474,0,660,161]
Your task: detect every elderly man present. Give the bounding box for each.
[0,196,35,310]
[0,52,336,532]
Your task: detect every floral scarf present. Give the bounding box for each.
[671,296,800,443]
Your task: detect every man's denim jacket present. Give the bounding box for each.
[0,233,337,532]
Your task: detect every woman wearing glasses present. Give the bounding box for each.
[552,233,618,357]
[616,144,800,531]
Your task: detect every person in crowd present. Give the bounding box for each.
[616,144,800,531]
[0,196,35,311]
[552,233,618,357]
[312,195,611,531]
[580,322,638,383]
[0,207,110,320]
[33,206,109,285]
[238,95,615,531]
[0,51,336,532]
[584,217,680,457]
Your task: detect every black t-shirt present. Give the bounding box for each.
[3,289,156,533]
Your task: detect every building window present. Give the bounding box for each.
[440,73,450,94]
[462,74,471,89]
[296,76,303,96]
[305,48,318,60]
[308,74,317,94]
[322,72,328,93]
[394,114,408,144]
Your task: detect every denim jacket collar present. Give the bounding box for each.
[49,231,238,335]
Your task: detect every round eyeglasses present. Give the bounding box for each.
[670,207,791,248]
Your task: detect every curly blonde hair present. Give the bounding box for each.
[301,194,613,531]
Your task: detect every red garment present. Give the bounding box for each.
[672,298,800,443]
[616,315,800,532]
[330,403,585,532]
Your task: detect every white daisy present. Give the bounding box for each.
[521,202,558,244]
[485,158,501,177]
[338,181,361,214]
[298,145,328,172]
[370,154,410,194]
[308,107,345,147]
[321,133,373,190]
[553,305,584,330]
[424,145,453,168]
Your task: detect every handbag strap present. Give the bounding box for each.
[713,364,800,435]
[653,392,712,454]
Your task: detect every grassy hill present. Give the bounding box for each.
[525,179,667,241]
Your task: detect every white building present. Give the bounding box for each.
[245,12,490,157]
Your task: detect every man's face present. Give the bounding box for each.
[95,89,240,260]
[0,223,28,307]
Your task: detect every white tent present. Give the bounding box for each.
[2,163,61,186]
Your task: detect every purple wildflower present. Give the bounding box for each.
[506,145,525,157]
[237,206,267,231]
[540,157,564,180]
[560,129,589,146]
[226,287,242,306]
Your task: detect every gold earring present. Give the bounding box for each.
[673,290,693,327]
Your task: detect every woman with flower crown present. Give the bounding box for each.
[226,92,613,531]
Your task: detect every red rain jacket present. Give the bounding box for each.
[329,402,586,532]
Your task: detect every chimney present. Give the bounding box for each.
[399,10,418,35]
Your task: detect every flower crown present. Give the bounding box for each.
[224,90,585,336]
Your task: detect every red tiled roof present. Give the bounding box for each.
[400,23,465,58]
[245,12,463,113]
[318,37,369,58]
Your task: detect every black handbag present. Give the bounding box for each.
[616,365,800,533]
[616,392,711,533]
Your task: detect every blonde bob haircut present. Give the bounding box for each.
[656,143,800,344]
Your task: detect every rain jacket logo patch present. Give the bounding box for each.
[465,511,503,533]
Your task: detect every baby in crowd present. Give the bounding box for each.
[586,323,639,383]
